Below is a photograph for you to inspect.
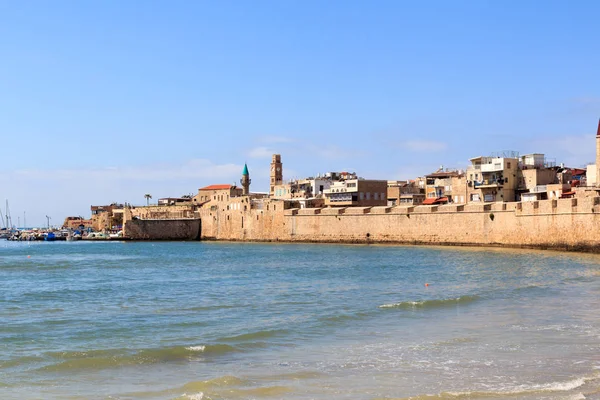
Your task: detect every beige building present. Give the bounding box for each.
[192,184,243,204]
[273,178,331,200]
[466,153,519,202]
[424,170,466,203]
[387,180,425,206]
[323,179,387,207]
[90,203,124,231]
[518,167,557,201]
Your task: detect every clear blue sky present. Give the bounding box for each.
[1,0,599,227]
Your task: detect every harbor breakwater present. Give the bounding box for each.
[123,197,600,251]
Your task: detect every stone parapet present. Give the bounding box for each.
[371,207,392,214]
[491,203,507,212]
[321,207,346,215]
[463,204,492,212]
[298,208,322,215]
[391,206,414,214]
[345,207,372,215]
[414,205,438,213]
[438,204,464,212]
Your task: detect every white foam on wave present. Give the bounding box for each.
[185,392,204,400]
[185,345,206,352]
[379,301,421,308]
[536,376,586,392]
[445,375,594,397]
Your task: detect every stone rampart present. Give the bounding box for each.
[199,197,600,251]
[124,219,201,240]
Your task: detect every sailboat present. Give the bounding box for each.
[0,201,13,239]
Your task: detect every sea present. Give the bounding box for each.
[1,240,599,400]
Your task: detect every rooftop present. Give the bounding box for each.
[199,184,236,191]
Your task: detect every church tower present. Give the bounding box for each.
[241,163,251,195]
[270,154,283,196]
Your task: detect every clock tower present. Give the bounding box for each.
[270,154,283,196]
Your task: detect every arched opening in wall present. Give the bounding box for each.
[257,215,259,220]
[241,217,244,228]
[227,215,230,221]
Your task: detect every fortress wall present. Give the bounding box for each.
[124,218,201,240]
[199,197,600,251]
[129,204,195,219]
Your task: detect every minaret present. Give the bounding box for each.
[270,154,283,196]
[241,163,251,195]
[596,119,600,186]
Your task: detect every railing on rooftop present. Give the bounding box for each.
[490,150,519,158]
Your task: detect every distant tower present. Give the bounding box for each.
[241,163,251,195]
[270,154,283,196]
[596,119,600,186]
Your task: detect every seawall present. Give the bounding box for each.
[124,218,201,240]
[198,197,600,252]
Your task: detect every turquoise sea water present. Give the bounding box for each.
[1,241,600,400]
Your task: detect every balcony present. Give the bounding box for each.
[474,179,504,188]
[481,163,504,173]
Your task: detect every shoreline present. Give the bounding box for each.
[43,236,600,255]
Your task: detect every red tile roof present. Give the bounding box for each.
[422,197,449,205]
[199,184,234,191]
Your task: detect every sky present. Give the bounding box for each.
[1,0,599,227]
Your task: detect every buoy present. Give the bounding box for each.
[425,283,429,287]
[27,255,31,258]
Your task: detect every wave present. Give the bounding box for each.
[114,375,245,399]
[218,329,288,342]
[318,311,374,326]
[181,375,246,392]
[0,355,45,370]
[39,344,239,372]
[388,373,599,399]
[172,384,292,400]
[379,295,480,310]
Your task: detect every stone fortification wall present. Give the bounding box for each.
[200,197,600,251]
[124,219,201,240]
[129,204,195,220]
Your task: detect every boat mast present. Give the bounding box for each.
[0,203,4,229]
[6,200,12,230]
[5,200,9,230]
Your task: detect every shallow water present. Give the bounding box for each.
[1,241,599,399]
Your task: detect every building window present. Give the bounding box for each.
[374,193,379,200]
[360,192,364,200]
[507,162,511,168]
[381,193,385,199]
[366,192,370,200]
